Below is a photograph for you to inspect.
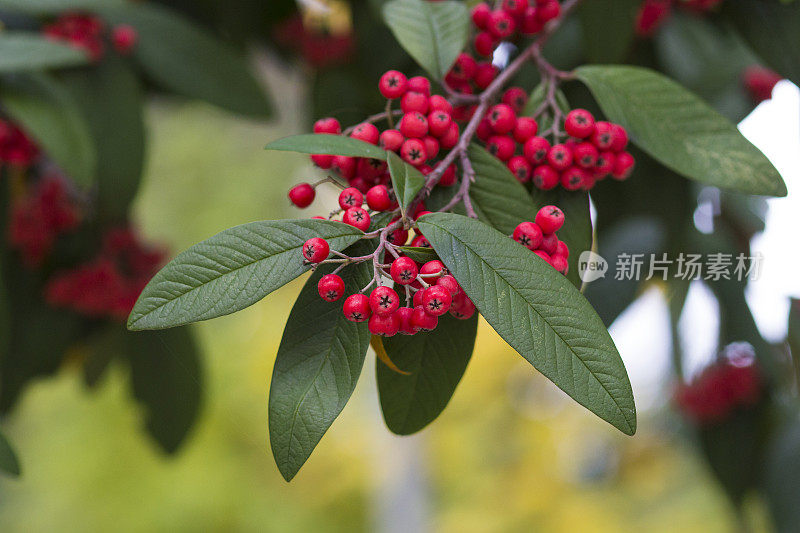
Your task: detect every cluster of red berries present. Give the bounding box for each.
[512,205,569,274]
[635,0,723,37]
[8,174,80,267]
[675,347,761,426]
[45,227,165,321]
[303,236,475,336]
[43,12,137,61]
[470,1,561,59]
[743,66,782,104]
[0,119,39,168]
[479,105,634,190]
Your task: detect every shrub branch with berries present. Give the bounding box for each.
[127,0,787,482]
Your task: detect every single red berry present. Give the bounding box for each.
[343,293,372,322]
[612,151,635,180]
[555,240,569,259]
[477,118,494,142]
[429,95,453,114]
[547,144,573,171]
[370,286,400,316]
[513,221,544,250]
[520,7,544,34]
[532,165,560,190]
[351,123,380,145]
[288,183,315,208]
[523,136,551,164]
[502,87,528,113]
[314,117,341,134]
[343,206,371,231]
[635,0,672,37]
[439,164,458,186]
[369,312,401,337]
[488,9,516,39]
[472,2,492,29]
[397,307,420,335]
[411,235,431,248]
[488,104,517,134]
[332,155,357,179]
[338,187,363,210]
[595,151,615,178]
[421,286,452,316]
[487,135,515,161]
[551,254,569,275]
[502,0,529,17]
[536,205,565,234]
[450,53,478,81]
[450,292,476,319]
[743,65,782,103]
[112,25,137,54]
[428,111,452,138]
[436,274,462,297]
[564,109,596,139]
[302,238,329,263]
[573,142,599,169]
[508,156,532,183]
[407,76,431,96]
[412,305,438,331]
[610,124,629,152]
[420,260,446,280]
[318,274,345,302]
[399,112,429,139]
[513,117,538,143]
[533,250,551,264]
[423,136,440,160]
[474,62,499,89]
[401,91,430,114]
[391,256,420,285]
[380,129,404,152]
[439,122,460,150]
[387,227,409,246]
[366,185,393,211]
[379,70,408,99]
[591,121,615,150]
[401,138,428,165]
[561,167,587,191]
[311,154,334,169]
[474,31,497,58]
[540,232,558,255]
[536,0,561,23]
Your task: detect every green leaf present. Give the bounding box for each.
[789,299,800,377]
[724,0,800,87]
[397,246,438,262]
[522,82,570,118]
[379,313,478,435]
[126,327,203,454]
[0,73,96,187]
[382,0,469,79]
[578,0,639,63]
[128,220,364,331]
[99,2,271,118]
[387,151,425,218]
[466,144,538,235]
[0,0,122,14]
[763,420,800,533]
[265,134,387,160]
[61,56,145,222]
[417,213,636,435]
[269,243,373,481]
[576,65,786,197]
[0,32,89,73]
[0,429,21,478]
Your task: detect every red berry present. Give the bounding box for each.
[488,9,516,39]
[513,117,538,143]
[387,228,409,246]
[472,2,492,29]
[423,136,440,160]
[401,91,429,114]
[595,151,615,178]
[488,104,517,134]
[612,151,635,180]
[399,112,429,139]
[420,260,446,279]
[450,292,476,319]
[302,238,329,263]
[397,307,420,335]
[391,256,419,285]
[591,121,615,150]
[561,167,587,191]
[407,76,431,96]
[112,25,137,54]
[474,32,497,58]
[474,62,499,89]
[513,221,544,250]
[379,70,408,99]
[555,240,570,259]
[564,109,595,139]
[532,165,559,190]
[351,122,380,145]
[508,156,532,183]
[547,144,573,171]
[311,154,334,169]
[411,235,430,248]
[343,206,371,231]
[370,286,400,316]
[380,129,404,151]
[401,138,428,165]
[288,183,315,208]
[540,233,558,255]
[332,155,357,179]
[314,117,341,134]
[502,0,529,17]
[450,53,478,81]
[412,305,438,331]
[439,164,458,186]
[428,111,452,138]
[487,135,515,161]
[520,7,544,34]
[338,187,363,210]
[429,95,453,114]
[573,142,599,169]
[523,136,551,164]
[536,205,565,234]
[369,312,401,337]
[439,122,460,150]
[343,293,371,322]
[744,65,782,103]
[421,286,452,316]
[502,87,528,113]
[551,254,569,275]
[436,274,462,297]
[537,0,561,23]
[366,185,393,211]
[610,124,629,152]
[318,274,345,302]
[534,250,551,264]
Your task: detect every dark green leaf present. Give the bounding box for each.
[0,32,89,72]
[788,299,800,381]
[126,327,203,454]
[128,220,364,331]
[61,56,145,222]
[0,73,96,186]
[0,0,122,14]
[578,0,638,63]
[397,246,438,262]
[382,0,469,79]
[417,213,636,435]
[522,82,570,118]
[100,2,271,118]
[268,243,373,481]
[387,151,425,218]
[0,429,21,477]
[265,134,387,160]
[379,313,478,435]
[576,65,787,197]
[467,144,538,235]
[763,420,800,533]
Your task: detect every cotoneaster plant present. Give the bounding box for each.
[127,0,786,481]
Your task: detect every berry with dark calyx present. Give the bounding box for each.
[369,312,401,337]
[594,151,615,178]
[591,121,615,150]
[401,91,430,114]
[561,167,587,191]
[379,70,408,99]
[288,183,315,208]
[501,0,529,17]
[488,9,516,39]
[411,235,431,248]
[502,87,529,113]
[524,136,551,164]
[397,307,420,335]
[513,117,538,143]
[612,151,636,180]
[399,112,429,139]
[366,185,393,211]
[412,305,438,331]
[547,144,573,171]
[513,221,544,250]
[400,139,428,166]
[380,129,404,151]
[391,256,419,285]
[421,286,452,316]
[532,165,559,190]
[420,260,446,280]
[536,205,565,234]
[540,232,558,256]
[314,117,341,134]
[450,293,476,320]
[407,76,431,96]
[487,135,515,161]
[573,142,599,169]
[370,286,400,316]
[387,227,410,246]
[472,2,492,28]
[449,53,478,81]
[343,293,371,322]
[351,123,380,145]
[488,104,517,134]
[508,156,532,183]
[302,238,329,263]
[610,124,629,152]
[428,110,452,138]
[112,25,137,54]
[338,187,363,209]
[436,274,462,297]
[318,274,345,302]
[343,207,371,231]
[551,254,569,275]
[564,109,595,138]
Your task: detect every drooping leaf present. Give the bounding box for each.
[578,0,639,64]
[0,32,89,72]
[466,144,538,235]
[265,134,387,160]
[61,56,145,222]
[0,73,96,187]
[100,2,271,118]
[417,213,636,435]
[387,151,425,218]
[724,0,800,87]
[379,313,478,435]
[268,243,373,481]
[576,65,786,197]
[0,429,21,478]
[382,0,469,79]
[0,0,123,14]
[125,327,203,454]
[128,220,364,331]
